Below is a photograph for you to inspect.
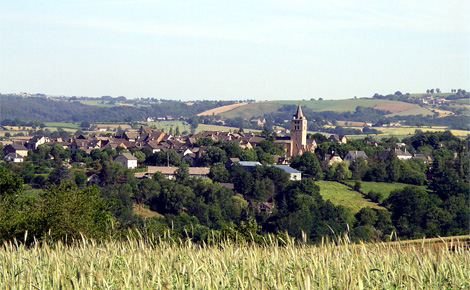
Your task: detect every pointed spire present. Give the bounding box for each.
[293,104,304,119]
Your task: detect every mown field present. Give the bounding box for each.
[344,181,426,200]
[197,102,248,116]
[316,181,384,212]
[1,235,468,289]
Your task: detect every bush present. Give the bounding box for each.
[353,181,362,191]
[368,190,383,203]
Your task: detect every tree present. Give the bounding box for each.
[230,164,253,196]
[74,171,87,187]
[135,178,160,204]
[175,163,190,183]
[48,165,71,185]
[0,166,23,198]
[80,121,90,129]
[355,207,377,226]
[385,186,432,238]
[200,147,228,166]
[350,157,368,180]
[290,151,324,180]
[209,163,230,183]
[385,151,400,182]
[100,161,124,185]
[133,151,146,164]
[328,161,351,181]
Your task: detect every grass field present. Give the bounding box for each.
[218,102,283,119]
[1,235,468,289]
[315,181,384,212]
[44,122,80,129]
[217,98,430,119]
[76,100,117,107]
[94,123,132,130]
[270,99,419,113]
[132,203,163,219]
[146,121,192,134]
[384,106,433,117]
[344,181,426,200]
[454,98,470,105]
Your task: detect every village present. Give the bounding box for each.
[2,105,432,181]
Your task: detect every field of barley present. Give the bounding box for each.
[1,235,469,289]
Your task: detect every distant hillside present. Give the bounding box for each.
[0,95,234,122]
[218,102,284,119]
[214,98,431,120]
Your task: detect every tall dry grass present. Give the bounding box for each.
[1,234,469,289]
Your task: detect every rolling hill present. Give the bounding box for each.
[214,98,431,119]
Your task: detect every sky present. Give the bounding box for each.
[1,0,468,101]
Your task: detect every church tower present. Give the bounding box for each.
[290,104,307,157]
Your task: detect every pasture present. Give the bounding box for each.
[74,100,117,107]
[217,102,283,119]
[315,181,384,212]
[146,121,191,134]
[344,181,426,200]
[1,235,468,289]
[384,106,433,117]
[43,122,80,129]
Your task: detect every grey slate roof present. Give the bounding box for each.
[117,153,137,160]
[235,161,262,167]
[7,144,27,150]
[345,151,368,159]
[270,165,301,174]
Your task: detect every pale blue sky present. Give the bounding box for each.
[1,0,468,100]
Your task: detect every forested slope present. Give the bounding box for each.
[0,95,233,122]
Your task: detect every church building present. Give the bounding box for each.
[276,105,317,158]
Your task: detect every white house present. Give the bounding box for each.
[3,153,24,163]
[141,166,210,180]
[269,165,302,181]
[114,153,138,169]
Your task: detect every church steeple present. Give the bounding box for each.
[293,104,304,119]
[290,104,307,157]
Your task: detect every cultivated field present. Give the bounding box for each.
[1,235,468,289]
[316,181,384,212]
[197,102,248,116]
